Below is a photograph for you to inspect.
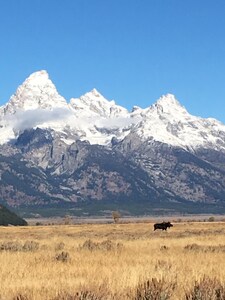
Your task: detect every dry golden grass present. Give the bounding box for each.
[0,221,225,299]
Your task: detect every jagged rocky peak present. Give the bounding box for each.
[89,88,102,97]
[131,105,142,112]
[152,93,188,114]
[3,70,68,115]
[81,88,111,104]
[70,88,128,118]
[17,70,58,93]
[157,93,180,105]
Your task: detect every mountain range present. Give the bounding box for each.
[0,71,225,217]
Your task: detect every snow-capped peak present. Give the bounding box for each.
[156,93,181,106]
[89,88,102,98]
[132,105,142,112]
[150,93,188,117]
[132,93,225,151]
[24,70,49,85]
[3,70,68,115]
[70,88,128,118]
[1,70,225,153]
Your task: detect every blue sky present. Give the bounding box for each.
[0,0,225,122]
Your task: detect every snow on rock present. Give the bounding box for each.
[133,94,225,151]
[68,88,135,145]
[0,71,225,152]
[70,88,129,118]
[3,70,68,115]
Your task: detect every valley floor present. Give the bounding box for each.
[25,213,225,225]
[0,221,225,299]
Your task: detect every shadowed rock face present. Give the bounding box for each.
[114,134,225,203]
[0,128,163,208]
[0,127,225,216]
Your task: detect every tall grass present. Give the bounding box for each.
[0,221,225,299]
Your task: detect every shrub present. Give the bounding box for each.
[35,222,42,226]
[74,290,104,300]
[185,276,225,299]
[53,291,103,300]
[53,284,108,300]
[79,239,97,251]
[0,240,39,252]
[184,244,225,253]
[134,278,175,300]
[98,240,123,251]
[184,244,201,251]
[55,251,70,263]
[208,217,215,222]
[79,239,123,252]
[0,241,23,251]
[23,241,39,251]
[160,245,169,251]
[112,211,121,223]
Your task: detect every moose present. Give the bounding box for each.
[154,221,173,231]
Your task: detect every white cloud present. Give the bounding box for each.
[95,116,141,129]
[5,108,73,132]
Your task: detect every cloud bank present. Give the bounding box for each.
[5,108,73,132]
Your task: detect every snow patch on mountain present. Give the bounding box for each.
[70,88,129,118]
[3,70,68,115]
[133,94,225,151]
[0,71,225,152]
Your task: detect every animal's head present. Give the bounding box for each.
[166,222,173,227]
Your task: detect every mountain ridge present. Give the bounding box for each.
[0,70,225,216]
[1,70,225,152]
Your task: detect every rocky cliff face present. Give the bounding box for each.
[0,71,225,216]
[115,134,225,203]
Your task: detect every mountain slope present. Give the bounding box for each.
[115,134,225,203]
[1,128,175,204]
[130,94,225,152]
[3,70,68,114]
[0,70,225,216]
[0,204,27,226]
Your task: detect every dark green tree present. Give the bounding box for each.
[0,204,27,226]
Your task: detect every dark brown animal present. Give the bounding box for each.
[154,222,173,231]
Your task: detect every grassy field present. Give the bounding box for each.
[1,221,225,299]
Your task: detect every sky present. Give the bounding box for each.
[0,0,225,122]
